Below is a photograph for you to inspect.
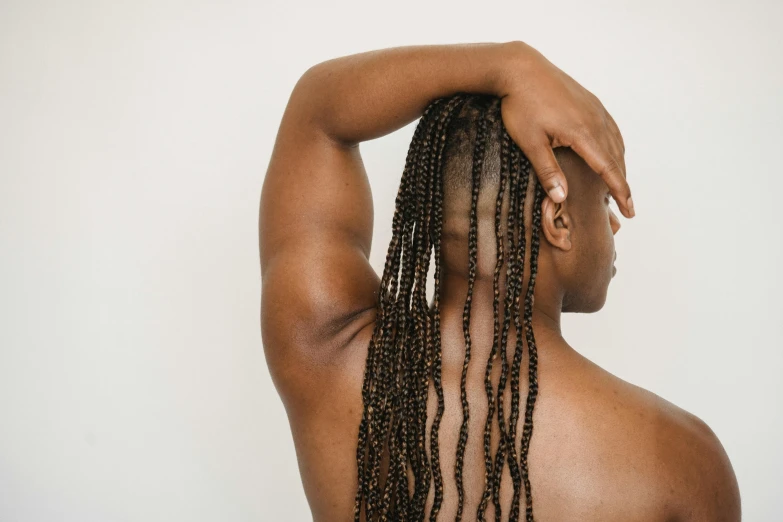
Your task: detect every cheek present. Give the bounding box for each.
[587,218,615,273]
[569,210,614,282]
[602,221,615,260]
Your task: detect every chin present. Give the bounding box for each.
[562,289,609,314]
[587,298,608,313]
[573,301,606,314]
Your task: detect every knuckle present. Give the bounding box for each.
[573,121,596,143]
[601,157,625,178]
[588,93,604,112]
[535,165,561,181]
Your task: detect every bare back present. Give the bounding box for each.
[259,42,741,522]
[270,304,738,522]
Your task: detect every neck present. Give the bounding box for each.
[432,270,565,340]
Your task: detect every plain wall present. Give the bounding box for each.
[1,0,781,520]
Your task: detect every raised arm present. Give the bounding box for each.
[259,41,633,366]
[259,43,522,366]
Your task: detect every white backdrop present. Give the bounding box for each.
[1,1,781,520]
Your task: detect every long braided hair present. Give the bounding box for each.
[354,93,545,521]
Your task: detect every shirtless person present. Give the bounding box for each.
[259,42,741,521]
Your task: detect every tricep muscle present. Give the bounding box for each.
[259,95,380,362]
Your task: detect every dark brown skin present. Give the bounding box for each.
[259,42,740,521]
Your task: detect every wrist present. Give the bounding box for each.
[494,40,539,98]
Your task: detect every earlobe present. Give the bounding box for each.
[541,197,572,251]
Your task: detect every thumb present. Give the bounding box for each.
[525,142,567,203]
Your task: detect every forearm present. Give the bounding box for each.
[286,41,529,146]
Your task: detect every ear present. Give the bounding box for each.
[541,196,572,251]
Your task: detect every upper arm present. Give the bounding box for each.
[259,74,380,364]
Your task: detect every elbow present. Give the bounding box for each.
[282,62,345,146]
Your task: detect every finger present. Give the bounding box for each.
[592,95,625,155]
[604,110,625,155]
[522,138,568,203]
[602,121,630,214]
[570,131,635,218]
[605,121,627,184]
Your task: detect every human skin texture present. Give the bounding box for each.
[259,42,740,521]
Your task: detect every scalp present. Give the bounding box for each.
[440,96,588,224]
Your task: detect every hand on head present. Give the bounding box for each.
[498,41,634,218]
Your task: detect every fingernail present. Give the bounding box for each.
[626,196,635,216]
[549,185,565,202]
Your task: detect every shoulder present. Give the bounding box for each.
[562,358,741,521]
[624,382,742,522]
[660,401,741,521]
